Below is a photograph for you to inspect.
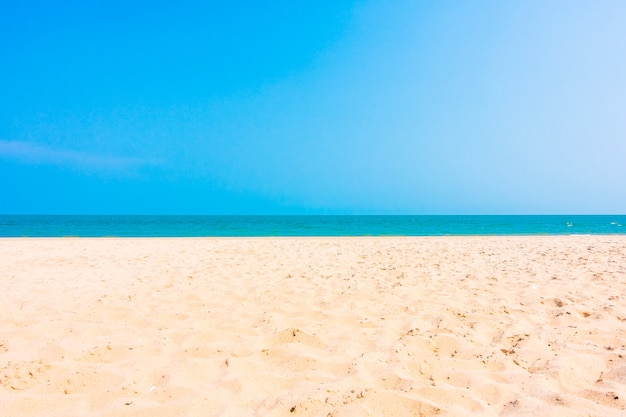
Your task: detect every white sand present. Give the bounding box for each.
[1,236,625,416]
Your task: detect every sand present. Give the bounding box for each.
[1,236,625,416]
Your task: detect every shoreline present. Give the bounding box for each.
[2,236,625,416]
[1,233,626,239]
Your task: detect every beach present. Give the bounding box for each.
[1,236,625,416]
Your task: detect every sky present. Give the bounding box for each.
[1,0,625,214]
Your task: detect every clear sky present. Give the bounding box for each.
[2,1,625,214]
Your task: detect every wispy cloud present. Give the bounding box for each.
[0,140,162,173]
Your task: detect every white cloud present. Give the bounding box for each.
[0,140,161,173]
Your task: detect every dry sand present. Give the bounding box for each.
[1,236,625,416]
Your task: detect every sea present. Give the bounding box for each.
[0,215,624,237]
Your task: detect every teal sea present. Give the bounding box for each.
[0,215,624,237]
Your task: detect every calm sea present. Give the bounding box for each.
[0,215,624,237]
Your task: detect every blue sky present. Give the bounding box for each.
[2,0,625,214]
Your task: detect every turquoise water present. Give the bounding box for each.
[0,215,624,237]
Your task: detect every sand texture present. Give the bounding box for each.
[1,236,626,416]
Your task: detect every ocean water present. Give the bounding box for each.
[0,215,624,237]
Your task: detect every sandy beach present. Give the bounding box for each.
[1,236,625,416]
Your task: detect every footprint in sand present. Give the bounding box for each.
[271,328,327,349]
